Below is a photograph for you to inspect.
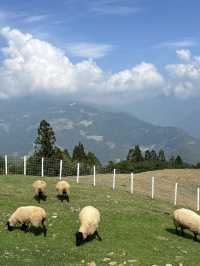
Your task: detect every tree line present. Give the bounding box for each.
[0,120,200,175]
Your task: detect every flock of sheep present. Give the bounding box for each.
[6,179,102,246]
[5,178,200,255]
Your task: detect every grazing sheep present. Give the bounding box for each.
[76,206,102,246]
[7,206,47,236]
[87,262,96,266]
[32,180,47,202]
[173,208,200,241]
[56,180,70,202]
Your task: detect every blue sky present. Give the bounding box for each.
[0,0,200,123]
[0,0,199,71]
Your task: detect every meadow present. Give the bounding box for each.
[0,171,200,266]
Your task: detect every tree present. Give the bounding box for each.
[127,145,143,162]
[158,149,166,162]
[150,150,157,161]
[175,155,183,167]
[34,120,56,158]
[72,142,87,162]
[87,152,101,168]
[144,150,151,161]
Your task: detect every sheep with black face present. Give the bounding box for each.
[56,180,70,202]
[32,180,47,202]
[76,206,102,246]
[7,206,47,236]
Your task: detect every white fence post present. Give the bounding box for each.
[174,183,178,206]
[5,155,7,175]
[41,157,44,177]
[197,187,200,211]
[93,165,96,187]
[130,172,134,194]
[59,160,63,180]
[151,176,155,199]
[112,169,116,190]
[24,156,26,176]
[77,163,80,183]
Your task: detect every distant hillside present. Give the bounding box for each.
[0,97,200,163]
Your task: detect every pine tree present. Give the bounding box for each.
[144,150,151,161]
[158,149,166,162]
[175,155,183,167]
[87,152,101,167]
[127,145,143,162]
[72,142,87,162]
[150,150,157,160]
[34,120,56,158]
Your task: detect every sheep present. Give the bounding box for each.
[7,206,47,236]
[32,180,47,202]
[56,180,70,202]
[173,208,200,241]
[76,206,102,246]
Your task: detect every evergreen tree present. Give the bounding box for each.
[64,148,71,161]
[87,152,101,167]
[72,142,87,162]
[175,155,183,167]
[34,120,56,158]
[150,150,157,160]
[144,150,151,160]
[127,145,143,162]
[158,149,166,162]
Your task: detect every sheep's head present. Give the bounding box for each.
[76,231,84,246]
[6,221,13,231]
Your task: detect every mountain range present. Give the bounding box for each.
[0,97,200,164]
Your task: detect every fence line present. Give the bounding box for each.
[1,155,200,211]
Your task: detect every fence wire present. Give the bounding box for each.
[0,156,200,210]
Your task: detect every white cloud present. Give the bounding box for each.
[107,63,164,94]
[157,40,196,48]
[24,15,50,23]
[166,50,200,98]
[176,49,191,62]
[66,42,113,59]
[0,27,103,98]
[79,120,93,127]
[86,135,104,142]
[0,27,166,101]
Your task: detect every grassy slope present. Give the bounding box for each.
[0,174,199,266]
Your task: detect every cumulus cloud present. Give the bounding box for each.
[0,27,166,101]
[176,49,191,61]
[0,27,103,98]
[107,63,164,94]
[166,50,200,98]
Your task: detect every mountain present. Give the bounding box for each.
[0,96,200,163]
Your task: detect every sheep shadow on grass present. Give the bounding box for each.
[56,194,69,203]
[166,228,198,242]
[34,194,47,203]
[29,226,47,237]
[76,231,102,246]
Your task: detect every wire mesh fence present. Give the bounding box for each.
[0,155,200,211]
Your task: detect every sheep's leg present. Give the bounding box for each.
[21,223,28,232]
[42,219,47,237]
[175,226,179,235]
[181,227,184,236]
[193,232,198,241]
[95,230,102,241]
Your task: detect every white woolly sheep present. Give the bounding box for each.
[7,206,47,236]
[32,180,47,202]
[173,208,200,241]
[56,180,70,202]
[76,206,102,246]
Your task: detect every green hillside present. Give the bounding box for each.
[0,174,199,266]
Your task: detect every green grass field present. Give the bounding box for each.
[0,174,199,266]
